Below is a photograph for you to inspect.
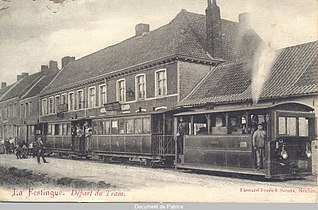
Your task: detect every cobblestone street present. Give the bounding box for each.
[0,155,317,202]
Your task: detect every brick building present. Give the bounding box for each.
[38,0,262,137]
[0,62,59,145]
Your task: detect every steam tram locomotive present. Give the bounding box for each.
[32,101,315,179]
[174,102,316,179]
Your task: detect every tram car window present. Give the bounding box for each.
[211,113,227,134]
[299,117,309,136]
[105,121,111,134]
[126,119,134,134]
[193,114,207,135]
[111,121,118,134]
[143,118,151,134]
[119,119,125,134]
[135,118,143,134]
[278,117,297,136]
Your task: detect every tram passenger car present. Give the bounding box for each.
[91,111,175,166]
[174,102,316,179]
[37,111,175,166]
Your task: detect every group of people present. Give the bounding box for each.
[71,121,92,153]
[2,137,48,164]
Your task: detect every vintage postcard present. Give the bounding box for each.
[0,0,317,204]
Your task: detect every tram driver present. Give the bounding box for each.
[176,117,188,155]
[252,123,266,170]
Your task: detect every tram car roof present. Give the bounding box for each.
[174,101,315,116]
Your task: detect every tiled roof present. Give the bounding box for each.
[178,41,318,107]
[42,10,262,95]
[0,83,15,100]
[0,71,58,102]
[22,72,59,99]
[0,72,42,101]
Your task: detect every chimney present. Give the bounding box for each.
[239,12,252,31]
[61,56,75,68]
[49,60,59,71]
[17,75,23,81]
[205,0,222,58]
[1,82,6,89]
[21,72,29,78]
[135,23,150,36]
[41,65,49,73]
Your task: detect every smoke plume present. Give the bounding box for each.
[252,42,278,104]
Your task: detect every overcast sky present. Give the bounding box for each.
[0,0,317,85]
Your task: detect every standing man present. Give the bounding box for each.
[34,138,49,164]
[252,123,266,169]
[177,117,188,155]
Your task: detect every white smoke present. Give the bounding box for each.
[252,42,278,104]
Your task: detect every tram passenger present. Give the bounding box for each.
[71,125,77,150]
[176,117,188,155]
[252,123,266,170]
[84,122,92,153]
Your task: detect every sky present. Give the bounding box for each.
[0,0,317,85]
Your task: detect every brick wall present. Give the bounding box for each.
[179,61,213,100]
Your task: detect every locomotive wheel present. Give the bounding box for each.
[144,159,155,168]
[103,156,111,163]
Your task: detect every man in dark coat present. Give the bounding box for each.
[252,124,266,169]
[34,138,49,164]
[177,118,188,155]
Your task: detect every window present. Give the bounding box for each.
[68,92,74,111]
[8,104,12,118]
[118,119,125,134]
[41,99,47,116]
[62,123,69,135]
[116,79,126,102]
[134,118,143,134]
[20,104,23,119]
[136,74,146,100]
[48,97,54,114]
[299,117,309,136]
[3,105,7,119]
[77,90,84,110]
[54,124,61,135]
[61,94,67,105]
[111,121,118,134]
[88,87,96,108]
[143,118,151,134]
[279,117,296,136]
[155,70,167,97]
[126,119,134,134]
[48,124,55,136]
[25,103,29,118]
[99,85,107,106]
[55,96,60,113]
[13,103,16,117]
[28,102,31,116]
[193,114,208,135]
[104,121,111,134]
